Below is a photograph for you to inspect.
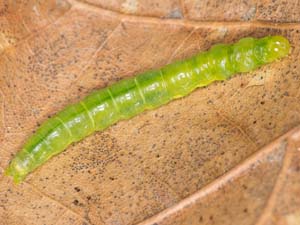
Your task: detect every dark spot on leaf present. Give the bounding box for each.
[74,187,80,192]
[73,199,79,205]
[199,216,203,222]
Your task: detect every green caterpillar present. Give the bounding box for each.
[5,36,290,183]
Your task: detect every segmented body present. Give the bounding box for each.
[5,36,290,183]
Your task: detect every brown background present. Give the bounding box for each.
[0,0,300,224]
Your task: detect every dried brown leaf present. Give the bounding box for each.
[0,1,299,225]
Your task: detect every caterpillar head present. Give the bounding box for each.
[257,35,290,63]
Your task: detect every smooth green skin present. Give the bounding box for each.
[5,36,290,183]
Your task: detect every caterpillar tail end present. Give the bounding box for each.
[4,162,27,184]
